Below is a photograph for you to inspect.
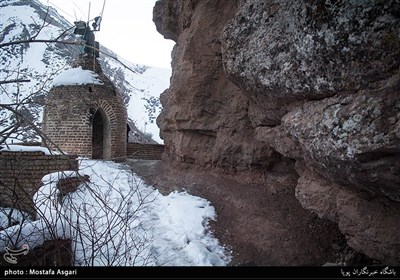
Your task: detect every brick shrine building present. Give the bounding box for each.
[43,55,127,160]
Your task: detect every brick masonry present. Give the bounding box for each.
[57,175,90,200]
[43,56,127,161]
[127,143,165,160]
[0,151,78,215]
[0,142,164,216]
[0,150,83,267]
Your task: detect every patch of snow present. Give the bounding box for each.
[0,159,230,266]
[0,144,61,155]
[41,171,83,183]
[0,218,71,250]
[0,208,32,230]
[72,159,230,266]
[52,66,103,86]
[152,191,228,266]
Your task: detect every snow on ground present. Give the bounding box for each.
[0,159,231,266]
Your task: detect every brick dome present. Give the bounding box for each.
[43,56,127,161]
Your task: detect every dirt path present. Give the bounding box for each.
[125,159,350,266]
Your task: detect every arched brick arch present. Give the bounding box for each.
[91,107,111,159]
[92,100,117,125]
[90,101,118,160]
[44,87,127,160]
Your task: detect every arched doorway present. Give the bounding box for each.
[92,108,111,159]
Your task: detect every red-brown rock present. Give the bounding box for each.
[153,0,400,265]
[154,0,277,172]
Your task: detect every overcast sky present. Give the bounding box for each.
[39,0,175,69]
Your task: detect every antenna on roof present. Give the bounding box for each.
[73,0,105,58]
[88,2,91,24]
[101,0,106,18]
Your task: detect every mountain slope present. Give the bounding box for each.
[0,0,170,144]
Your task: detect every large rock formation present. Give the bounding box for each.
[154,0,400,264]
[154,0,278,172]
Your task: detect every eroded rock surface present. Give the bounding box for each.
[154,0,400,265]
[222,0,400,124]
[296,167,400,265]
[273,90,400,202]
[154,0,277,172]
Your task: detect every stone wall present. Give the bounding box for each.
[127,143,165,160]
[0,151,78,214]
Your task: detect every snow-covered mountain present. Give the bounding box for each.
[0,0,170,144]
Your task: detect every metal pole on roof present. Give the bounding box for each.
[101,0,106,18]
[88,2,91,25]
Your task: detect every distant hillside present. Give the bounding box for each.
[0,0,170,144]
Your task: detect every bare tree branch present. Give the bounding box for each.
[0,39,83,49]
[0,104,65,153]
[0,40,141,76]
[0,79,31,85]
[54,26,75,41]
[30,6,51,40]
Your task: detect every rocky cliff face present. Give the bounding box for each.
[154,0,400,264]
[154,0,278,172]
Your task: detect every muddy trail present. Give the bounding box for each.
[125,159,375,266]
